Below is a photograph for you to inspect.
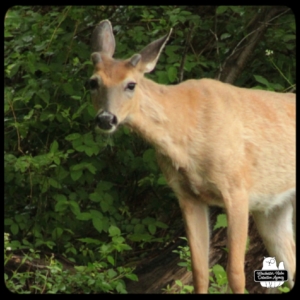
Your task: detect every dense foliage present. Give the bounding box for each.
[4,6,295,293]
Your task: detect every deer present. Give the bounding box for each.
[89,20,295,293]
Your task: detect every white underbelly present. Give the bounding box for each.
[249,188,295,213]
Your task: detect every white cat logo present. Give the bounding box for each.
[260,257,285,288]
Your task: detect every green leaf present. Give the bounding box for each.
[142,149,157,171]
[107,268,117,278]
[167,66,177,83]
[27,62,36,74]
[71,95,81,100]
[128,233,153,242]
[69,201,81,215]
[100,200,109,212]
[107,255,115,266]
[213,214,227,230]
[52,227,63,239]
[156,71,169,84]
[11,223,19,235]
[53,157,61,165]
[65,133,81,141]
[175,280,183,287]
[119,244,132,251]
[108,225,121,237]
[85,147,95,157]
[86,163,97,174]
[49,178,62,189]
[278,286,290,293]
[36,89,50,104]
[155,221,168,229]
[112,236,125,244]
[89,192,101,202]
[63,82,74,95]
[134,224,145,234]
[253,75,270,87]
[142,217,155,225]
[91,145,100,156]
[157,175,167,185]
[56,166,69,180]
[92,218,103,233]
[70,170,82,181]
[220,33,231,40]
[87,104,95,117]
[5,218,14,225]
[55,201,68,212]
[142,149,155,163]
[54,194,68,212]
[97,181,113,191]
[77,238,101,244]
[72,163,85,171]
[212,264,227,286]
[40,180,50,193]
[90,209,103,219]
[54,194,67,202]
[282,34,295,42]
[125,273,138,281]
[83,132,94,146]
[216,6,228,14]
[76,212,92,221]
[50,140,59,153]
[100,193,113,212]
[73,144,86,152]
[148,224,156,235]
[230,6,245,15]
[37,63,50,73]
[116,282,127,294]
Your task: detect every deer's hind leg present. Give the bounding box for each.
[252,190,296,289]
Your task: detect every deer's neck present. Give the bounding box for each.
[127,78,194,170]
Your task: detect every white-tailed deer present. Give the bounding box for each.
[89,20,295,293]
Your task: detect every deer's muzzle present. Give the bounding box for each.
[95,111,118,132]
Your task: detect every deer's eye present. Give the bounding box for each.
[89,78,99,90]
[126,82,136,91]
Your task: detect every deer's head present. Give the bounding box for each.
[89,20,172,133]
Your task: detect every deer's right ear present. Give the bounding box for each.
[91,20,115,57]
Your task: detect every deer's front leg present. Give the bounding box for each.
[224,189,249,294]
[179,197,210,293]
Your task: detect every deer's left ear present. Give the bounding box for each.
[130,28,172,73]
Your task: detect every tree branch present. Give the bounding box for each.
[216,6,290,84]
[178,24,194,83]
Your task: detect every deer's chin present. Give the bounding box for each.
[95,124,117,134]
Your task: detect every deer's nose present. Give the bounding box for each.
[95,111,118,131]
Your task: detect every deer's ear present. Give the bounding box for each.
[128,54,141,67]
[91,20,115,57]
[137,28,172,73]
[91,52,102,65]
